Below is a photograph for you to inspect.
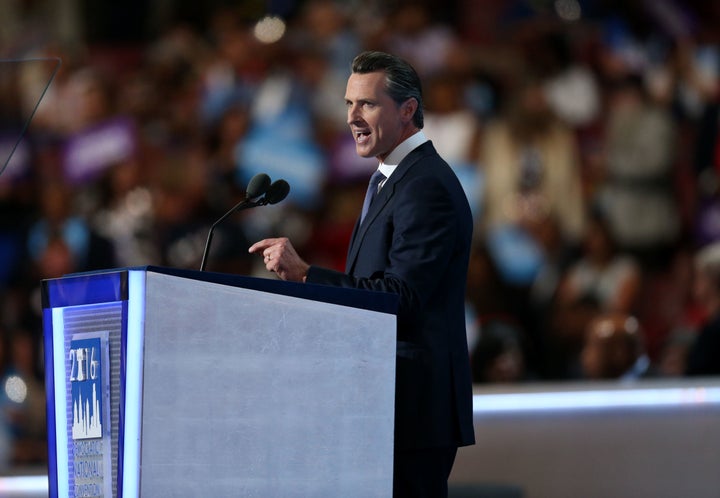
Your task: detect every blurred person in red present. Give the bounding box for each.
[685,241,720,376]
[635,243,707,364]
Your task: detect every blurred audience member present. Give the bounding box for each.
[551,208,641,377]
[635,243,706,362]
[381,2,460,77]
[292,0,360,136]
[465,242,531,362]
[9,181,116,329]
[148,146,211,269]
[471,318,527,384]
[480,75,586,248]
[0,328,46,465]
[64,67,117,132]
[27,181,116,273]
[423,70,484,217]
[423,71,482,167]
[303,182,362,273]
[0,330,11,471]
[693,169,720,248]
[91,160,159,267]
[594,74,680,267]
[295,0,360,79]
[672,36,720,123]
[580,312,653,381]
[658,328,695,377]
[685,242,720,376]
[526,214,579,378]
[522,26,601,129]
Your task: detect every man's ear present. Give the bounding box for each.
[401,98,418,123]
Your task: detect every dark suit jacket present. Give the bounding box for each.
[685,313,720,376]
[307,141,475,450]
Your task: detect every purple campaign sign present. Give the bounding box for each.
[63,116,136,183]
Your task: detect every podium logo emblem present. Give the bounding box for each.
[70,337,103,440]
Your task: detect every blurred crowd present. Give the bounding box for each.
[1,0,720,470]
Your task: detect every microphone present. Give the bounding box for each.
[199,174,289,271]
[258,179,290,205]
[245,173,272,201]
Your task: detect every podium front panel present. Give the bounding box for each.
[139,272,396,497]
[44,267,397,497]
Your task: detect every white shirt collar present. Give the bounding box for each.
[378,131,428,179]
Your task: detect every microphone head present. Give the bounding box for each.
[245,173,272,199]
[265,179,290,205]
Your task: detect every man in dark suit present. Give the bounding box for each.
[249,50,475,497]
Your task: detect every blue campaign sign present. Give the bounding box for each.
[234,104,326,209]
[70,336,104,440]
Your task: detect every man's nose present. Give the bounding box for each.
[347,105,361,125]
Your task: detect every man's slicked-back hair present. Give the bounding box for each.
[351,51,424,129]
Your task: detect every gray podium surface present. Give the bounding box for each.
[140,272,396,497]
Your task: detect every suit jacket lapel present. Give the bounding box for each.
[346,180,393,266]
[345,142,435,274]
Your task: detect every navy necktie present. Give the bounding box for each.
[360,170,385,224]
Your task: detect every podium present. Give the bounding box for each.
[42,266,398,497]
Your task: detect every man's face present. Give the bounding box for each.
[345,71,414,162]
